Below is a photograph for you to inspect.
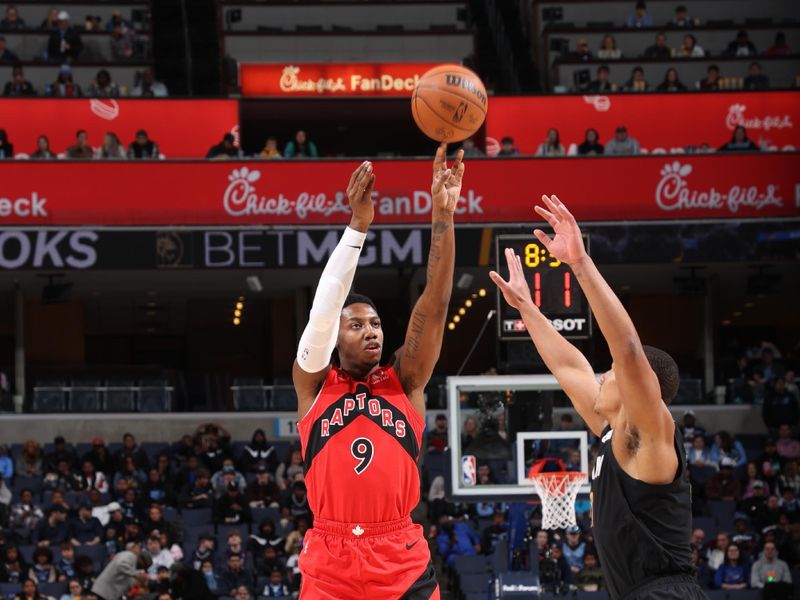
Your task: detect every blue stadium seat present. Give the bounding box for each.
[578,591,610,600]
[251,507,281,526]
[76,544,108,571]
[453,554,491,574]
[458,573,491,593]
[39,582,68,598]
[423,451,446,480]
[184,525,212,545]
[272,441,291,464]
[19,545,34,563]
[726,590,760,600]
[12,475,43,496]
[163,506,179,523]
[688,465,716,486]
[464,594,486,600]
[142,442,170,463]
[705,590,727,600]
[708,500,736,531]
[182,508,213,528]
[692,516,716,541]
[0,583,21,598]
[231,441,248,461]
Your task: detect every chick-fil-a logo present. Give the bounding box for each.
[279,65,347,94]
[655,161,783,214]
[582,95,611,112]
[222,167,349,219]
[89,99,120,121]
[725,103,793,132]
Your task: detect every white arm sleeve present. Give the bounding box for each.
[296,226,366,373]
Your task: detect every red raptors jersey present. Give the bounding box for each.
[297,365,425,523]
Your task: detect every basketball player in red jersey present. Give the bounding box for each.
[293,145,464,599]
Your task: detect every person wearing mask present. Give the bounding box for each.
[283,130,318,158]
[625,1,653,28]
[656,68,687,92]
[535,128,565,157]
[0,129,14,158]
[718,126,759,152]
[47,11,83,61]
[604,126,640,155]
[241,429,277,473]
[206,133,242,160]
[30,136,56,159]
[127,130,159,159]
[577,128,604,155]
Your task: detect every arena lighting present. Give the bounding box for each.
[246,276,263,292]
[233,317,241,326]
[458,308,466,315]
[478,289,487,297]
[744,302,755,308]
[236,301,244,310]
[234,309,242,317]
[732,311,743,317]
[447,323,456,331]
[465,299,473,307]
[453,315,461,323]
[721,319,732,326]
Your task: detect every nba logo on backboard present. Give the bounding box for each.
[462,455,476,486]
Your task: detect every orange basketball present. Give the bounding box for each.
[411,64,488,143]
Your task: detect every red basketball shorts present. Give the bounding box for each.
[299,515,440,600]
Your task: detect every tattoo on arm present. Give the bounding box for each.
[404,309,428,360]
[426,220,450,282]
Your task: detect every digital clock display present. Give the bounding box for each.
[495,233,592,341]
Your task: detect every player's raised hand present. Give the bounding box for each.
[489,248,534,311]
[431,143,465,215]
[347,161,376,231]
[533,195,588,266]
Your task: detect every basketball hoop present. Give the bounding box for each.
[530,471,587,530]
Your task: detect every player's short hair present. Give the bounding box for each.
[643,345,680,404]
[343,293,378,313]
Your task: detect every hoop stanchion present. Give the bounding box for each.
[530,471,587,530]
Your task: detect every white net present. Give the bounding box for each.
[530,472,587,530]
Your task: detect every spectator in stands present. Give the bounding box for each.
[718,125,759,152]
[199,559,220,596]
[656,68,687,92]
[82,438,114,478]
[95,132,126,160]
[480,509,508,556]
[699,64,721,91]
[77,459,109,494]
[435,518,480,568]
[132,67,168,97]
[690,546,713,589]
[766,32,792,57]
[281,481,309,520]
[117,433,149,472]
[680,410,706,446]
[625,1,653,28]
[10,489,45,530]
[706,463,742,501]
[476,463,495,485]
[0,128,13,158]
[724,31,757,57]
[29,135,56,159]
[172,434,196,466]
[110,22,135,60]
[47,12,83,61]
[588,65,615,92]
[605,126,641,155]
[714,543,750,590]
[743,62,770,90]
[242,429,277,473]
[34,506,69,547]
[776,424,800,460]
[462,415,480,449]
[779,460,800,496]
[4,65,35,96]
[623,66,649,92]
[536,128,565,157]
[219,554,252,596]
[142,505,177,545]
[127,130,159,160]
[45,437,77,473]
[212,459,246,498]
[13,579,46,600]
[764,381,799,430]
[644,32,671,59]
[711,431,747,467]
[572,39,593,61]
[206,133,242,160]
[283,516,308,557]
[679,34,705,58]
[149,566,171,596]
[60,578,83,600]
[234,584,253,600]
[146,534,174,578]
[0,445,12,480]
[1,545,28,583]
[143,469,174,507]
[687,436,713,468]
[46,459,81,492]
[597,35,621,60]
[189,534,215,572]
[87,70,120,98]
[755,346,782,384]
[275,449,303,490]
[0,36,18,62]
[262,569,290,598]
[258,137,281,160]
[215,480,251,525]
[106,11,132,32]
[732,515,759,561]
[246,464,280,509]
[750,541,792,592]
[47,490,72,515]
[562,525,587,575]
[47,64,82,98]
[575,551,604,591]
[459,137,484,157]
[114,456,146,491]
[497,136,519,156]
[28,548,56,584]
[670,5,695,28]
[784,371,799,401]
[743,462,770,498]
[283,130,318,159]
[1,5,26,31]
[180,468,213,509]
[427,413,449,452]
[40,8,58,31]
[68,502,103,547]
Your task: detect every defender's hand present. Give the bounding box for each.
[347,161,376,232]
[533,195,588,265]
[431,143,465,215]
[489,248,535,311]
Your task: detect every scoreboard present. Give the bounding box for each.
[495,233,592,341]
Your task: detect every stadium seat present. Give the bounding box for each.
[458,572,491,593]
[578,592,610,600]
[726,590,760,600]
[705,590,727,600]
[272,441,291,464]
[0,583,21,598]
[76,544,108,571]
[453,554,491,574]
[251,507,281,526]
[709,500,736,531]
[142,442,170,463]
[39,582,68,598]
[19,545,34,563]
[692,516,716,541]
[163,506,179,523]
[182,508,213,528]
[688,465,717,486]
[12,475,43,496]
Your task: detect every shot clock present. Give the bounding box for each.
[495,233,592,341]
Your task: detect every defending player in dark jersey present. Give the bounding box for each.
[292,145,465,600]
[491,195,707,600]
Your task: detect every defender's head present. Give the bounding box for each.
[593,345,679,417]
[337,293,383,373]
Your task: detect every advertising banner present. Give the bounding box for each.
[486,92,799,154]
[0,154,796,226]
[0,99,239,158]
[240,62,439,97]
